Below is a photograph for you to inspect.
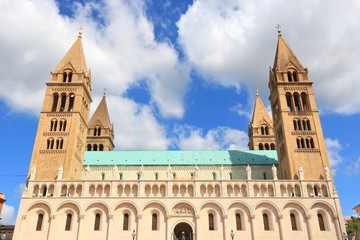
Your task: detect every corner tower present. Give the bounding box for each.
[86,93,114,151]
[27,32,92,180]
[248,89,276,150]
[269,32,331,180]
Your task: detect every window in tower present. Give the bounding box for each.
[293,71,298,82]
[60,93,67,112]
[123,213,129,230]
[47,138,54,149]
[101,173,105,180]
[287,71,293,82]
[99,144,104,151]
[152,213,158,230]
[301,92,309,111]
[208,213,215,230]
[59,119,67,131]
[293,119,298,131]
[294,92,301,111]
[68,72,73,82]
[212,172,217,180]
[36,213,44,231]
[93,144,98,151]
[56,138,64,149]
[317,213,326,231]
[94,213,101,231]
[50,119,57,131]
[236,213,242,230]
[87,144,92,151]
[301,138,305,148]
[265,143,270,150]
[286,92,293,111]
[65,213,72,231]
[290,213,298,230]
[297,119,302,130]
[306,120,311,131]
[97,127,101,136]
[52,93,59,112]
[259,143,264,150]
[68,93,75,112]
[309,137,315,148]
[63,72,67,83]
[263,213,270,231]
[270,143,276,150]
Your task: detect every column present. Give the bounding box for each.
[277,214,284,240]
[195,214,200,240]
[250,214,255,240]
[76,214,85,240]
[222,214,227,240]
[305,214,313,240]
[47,215,56,240]
[106,214,113,240]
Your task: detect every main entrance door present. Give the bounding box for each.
[173,222,193,240]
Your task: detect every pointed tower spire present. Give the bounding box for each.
[273,34,305,71]
[86,94,114,151]
[248,90,275,150]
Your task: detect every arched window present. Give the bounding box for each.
[259,143,264,150]
[59,119,67,131]
[302,120,308,130]
[94,127,101,136]
[301,138,305,148]
[236,213,242,230]
[294,92,301,111]
[65,213,72,231]
[301,92,309,111]
[229,172,233,180]
[87,144,92,151]
[270,143,276,150]
[152,213,158,230]
[261,126,265,135]
[208,213,215,230]
[264,143,270,150]
[137,173,141,180]
[263,171,267,179]
[119,173,123,180]
[263,213,270,231]
[306,138,310,149]
[317,213,325,231]
[296,138,301,149]
[297,119,302,131]
[94,213,101,231]
[97,127,101,136]
[154,173,158,180]
[52,93,59,112]
[56,138,63,149]
[212,172,217,180]
[123,213,129,230]
[310,138,315,148]
[286,92,293,111]
[172,172,176,179]
[306,120,311,131]
[47,138,54,149]
[50,119,58,131]
[93,144,98,151]
[68,93,75,112]
[293,120,298,131]
[60,93,66,112]
[101,173,105,180]
[293,71,298,82]
[99,144,104,151]
[63,72,67,83]
[68,72,73,82]
[265,126,269,135]
[36,213,44,231]
[287,71,293,82]
[290,213,297,230]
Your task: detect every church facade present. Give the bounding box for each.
[13,30,346,240]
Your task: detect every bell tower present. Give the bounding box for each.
[269,32,331,180]
[27,31,92,180]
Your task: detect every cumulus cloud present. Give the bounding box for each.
[177,0,360,114]
[345,157,360,176]
[174,125,248,150]
[0,204,15,225]
[325,138,344,174]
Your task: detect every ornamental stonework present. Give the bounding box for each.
[172,205,193,215]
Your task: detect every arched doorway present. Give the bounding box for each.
[173,222,193,240]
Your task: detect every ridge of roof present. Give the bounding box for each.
[55,35,87,72]
[273,35,304,71]
[88,96,111,127]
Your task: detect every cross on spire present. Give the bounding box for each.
[103,87,107,96]
[78,25,84,38]
[276,24,282,36]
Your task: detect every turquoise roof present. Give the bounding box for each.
[83,150,278,166]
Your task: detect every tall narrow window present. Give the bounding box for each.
[99,144,104,151]
[259,143,264,150]
[286,92,293,111]
[65,213,72,231]
[306,138,310,148]
[290,213,297,230]
[36,214,44,231]
[265,126,269,135]
[229,172,233,180]
[236,213,242,230]
[293,120,298,131]
[263,172,267,179]
[265,143,270,150]
[59,119,67,131]
[287,71,293,82]
[93,144,98,151]
[47,138,54,149]
[68,93,75,112]
[97,127,101,136]
[208,213,215,230]
[119,173,123,180]
[50,119,58,131]
[294,92,301,111]
[63,72,67,82]
[306,120,311,130]
[317,214,325,231]
[297,119,302,130]
[293,72,298,82]
[212,172,216,180]
[52,93,59,112]
[152,213,158,230]
[310,138,315,148]
[261,126,265,135]
[101,173,105,180]
[87,144,92,151]
[270,143,276,150]
[60,94,66,112]
[68,72,73,82]
[123,213,129,230]
[154,173,158,180]
[263,213,270,231]
[94,213,101,231]
[301,92,309,111]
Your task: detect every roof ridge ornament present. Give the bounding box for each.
[276,23,282,37]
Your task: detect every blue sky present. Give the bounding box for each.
[1,0,360,224]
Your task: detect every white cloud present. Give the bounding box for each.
[0,204,15,225]
[174,125,248,150]
[345,157,360,176]
[325,138,344,174]
[177,0,360,114]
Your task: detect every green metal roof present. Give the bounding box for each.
[83,150,278,166]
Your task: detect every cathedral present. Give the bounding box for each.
[13,30,346,240]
